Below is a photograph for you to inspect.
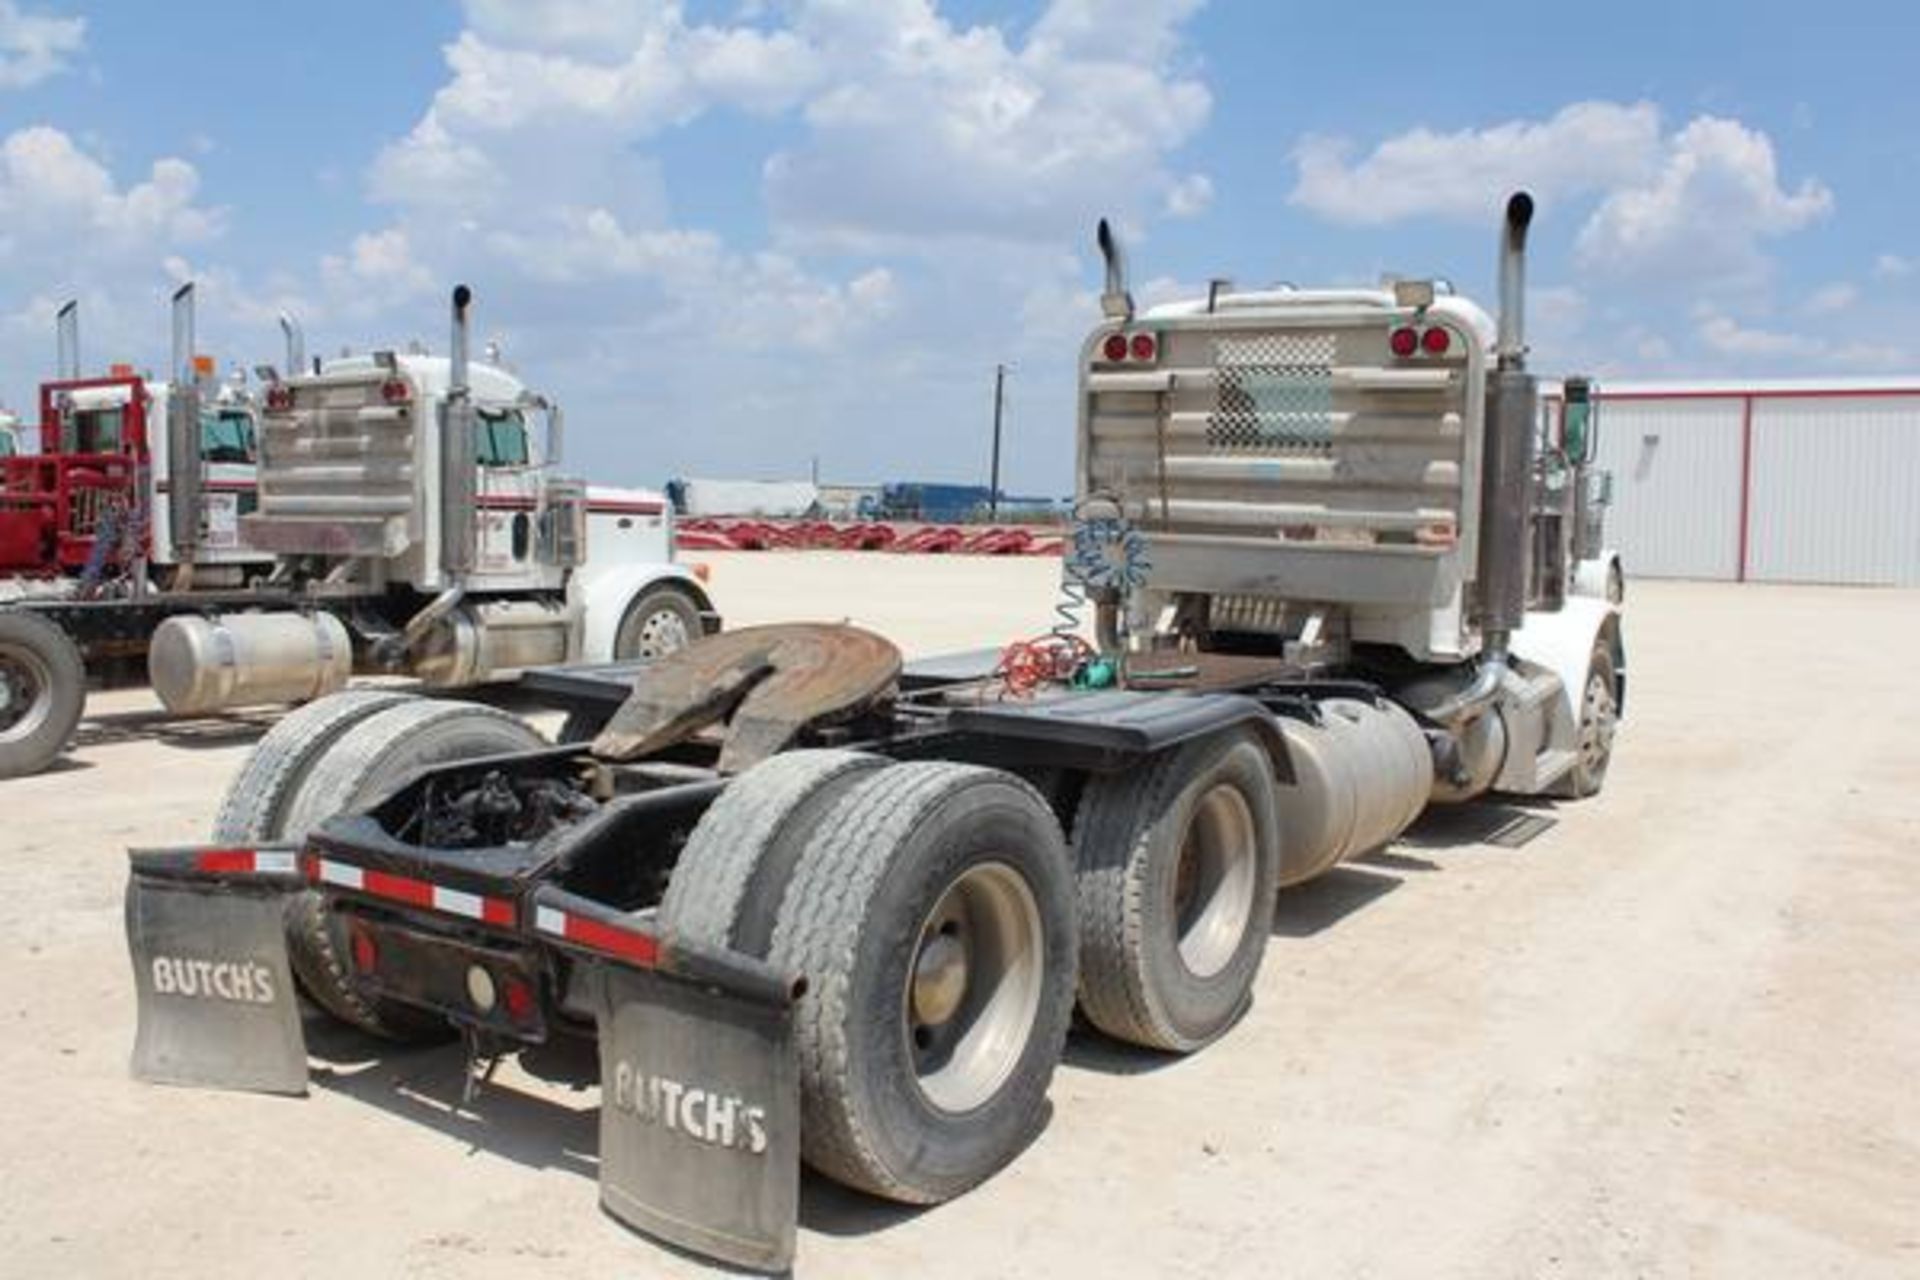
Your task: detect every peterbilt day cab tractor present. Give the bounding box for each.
[126,194,1623,1272]
[0,287,712,779]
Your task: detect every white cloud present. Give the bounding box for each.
[0,0,82,89]
[1164,172,1213,219]
[0,125,223,251]
[1289,101,1663,225]
[1576,116,1831,287]
[1804,282,1857,315]
[765,0,1211,250]
[1873,253,1913,279]
[1695,308,1904,372]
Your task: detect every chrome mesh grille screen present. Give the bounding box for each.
[1207,333,1336,453]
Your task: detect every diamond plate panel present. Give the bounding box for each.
[1207,333,1336,453]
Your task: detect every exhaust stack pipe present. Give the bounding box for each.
[1096,219,1134,320]
[167,282,203,568]
[1431,193,1539,724]
[1495,191,1533,369]
[278,312,305,380]
[55,300,79,380]
[440,284,477,581]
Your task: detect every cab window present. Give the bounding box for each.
[475,408,530,467]
[200,409,257,464]
[62,407,125,454]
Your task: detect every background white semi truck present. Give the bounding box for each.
[127,194,1622,1272]
[0,285,712,778]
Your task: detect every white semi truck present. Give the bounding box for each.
[0,286,713,777]
[126,194,1621,1272]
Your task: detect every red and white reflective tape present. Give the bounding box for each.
[532,904,660,967]
[305,856,516,928]
[194,848,299,876]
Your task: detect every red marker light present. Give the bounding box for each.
[349,929,378,975]
[1129,332,1158,362]
[265,385,294,412]
[502,976,536,1021]
[1421,326,1452,355]
[1389,327,1419,357]
[380,378,411,404]
[1102,333,1129,363]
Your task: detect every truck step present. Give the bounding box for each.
[1532,747,1578,788]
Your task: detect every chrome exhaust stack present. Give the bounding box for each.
[166,282,203,570]
[1430,193,1538,723]
[278,311,305,378]
[440,284,477,582]
[1096,218,1134,321]
[55,300,79,380]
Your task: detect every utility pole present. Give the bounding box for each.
[989,363,1006,519]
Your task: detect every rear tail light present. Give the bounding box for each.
[1389,326,1420,357]
[1099,330,1161,365]
[380,377,411,405]
[1421,325,1453,355]
[502,976,536,1021]
[348,927,378,975]
[265,385,294,412]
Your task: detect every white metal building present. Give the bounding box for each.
[1561,378,1920,586]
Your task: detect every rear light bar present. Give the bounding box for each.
[1098,329,1159,365]
[1390,323,1454,360]
[304,855,517,928]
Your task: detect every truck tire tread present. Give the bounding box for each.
[770,761,1075,1203]
[0,609,87,780]
[1073,728,1280,1052]
[660,749,886,953]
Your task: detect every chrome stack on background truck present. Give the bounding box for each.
[0,286,711,779]
[126,194,1623,1271]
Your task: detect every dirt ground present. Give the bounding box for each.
[2,555,1915,1279]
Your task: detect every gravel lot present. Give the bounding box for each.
[2,555,1915,1278]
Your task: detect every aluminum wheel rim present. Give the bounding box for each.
[904,860,1044,1115]
[0,642,52,742]
[1172,784,1258,979]
[632,608,690,659]
[1580,671,1618,775]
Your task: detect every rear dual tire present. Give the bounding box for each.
[213,693,546,1040]
[664,755,1077,1204]
[1072,728,1282,1052]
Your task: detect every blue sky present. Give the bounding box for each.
[2,0,1914,492]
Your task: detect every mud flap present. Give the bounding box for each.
[533,887,800,1272]
[125,847,308,1096]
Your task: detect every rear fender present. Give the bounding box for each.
[125,846,308,1096]
[531,885,801,1273]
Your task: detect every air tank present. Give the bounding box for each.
[1273,698,1435,887]
[149,611,351,714]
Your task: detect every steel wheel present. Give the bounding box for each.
[0,639,54,744]
[632,606,690,657]
[1578,668,1618,781]
[1172,783,1259,979]
[905,861,1045,1115]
